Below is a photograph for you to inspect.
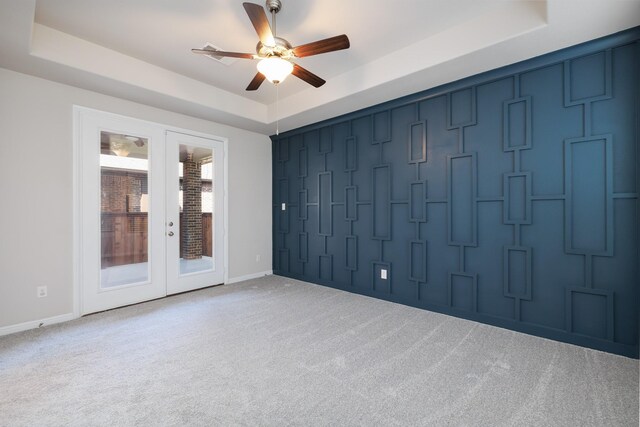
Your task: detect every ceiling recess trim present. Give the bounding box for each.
[0,0,638,135]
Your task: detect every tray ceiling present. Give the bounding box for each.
[0,0,638,134]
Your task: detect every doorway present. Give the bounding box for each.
[76,108,227,315]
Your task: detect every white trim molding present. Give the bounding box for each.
[226,270,273,285]
[0,313,77,337]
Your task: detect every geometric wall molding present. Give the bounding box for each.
[346,235,357,271]
[319,127,332,154]
[298,190,308,220]
[372,164,392,240]
[372,110,391,144]
[503,172,532,225]
[409,240,427,283]
[448,271,478,312]
[447,88,477,129]
[272,28,640,358]
[503,96,532,151]
[345,186,358,221]
[503,246,532,300]
[447,153,477,246]
[564,135,614,256]
[564,50,612,107]
[319,254,333,281]
[298,147,308,177]
[298,232,308,263]
[277,137,289,162]
[565,286,614,341]
[345,136,357,171]
[408,120,427,163]
[409,181,427,223]
[318,171,333,236]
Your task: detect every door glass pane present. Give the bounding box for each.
[100,131,149,288]
[179,144,214,275]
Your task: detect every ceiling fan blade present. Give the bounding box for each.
[246,72,266,91]
[292,64,325,88]
[292,35,350,58]
[243,2,275,46]
[192,49,256,59]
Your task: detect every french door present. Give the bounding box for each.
[78,108,225,315]
[165,131,224,294]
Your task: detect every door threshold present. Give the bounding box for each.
[81,282,225,317]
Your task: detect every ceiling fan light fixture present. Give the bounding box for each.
[257,56,293,84]
[110,141,130,157]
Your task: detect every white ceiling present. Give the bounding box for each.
[0,0,639,135]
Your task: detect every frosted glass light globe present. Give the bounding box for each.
[257,57,293,84]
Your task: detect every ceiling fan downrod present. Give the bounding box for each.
[266,0,281,38]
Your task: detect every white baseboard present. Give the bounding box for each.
[0,271,274,336]
[0,312,77,337]
[226,270,273,285]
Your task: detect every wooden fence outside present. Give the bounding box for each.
[101,212,212,268]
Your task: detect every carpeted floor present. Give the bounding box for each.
[0,275,637,426]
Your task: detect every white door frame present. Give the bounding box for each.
[72,106,229,317]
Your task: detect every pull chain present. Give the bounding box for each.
[276,84,279,135]
[271,4,279,135]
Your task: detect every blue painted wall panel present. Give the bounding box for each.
[389,105,417,200]
[520,64,582,195]
[419,96,456,201]
[596,44,636,194]
[470,202,514,319]
[467,78,513,198]
[272,28,640,357]
[422,204,459,306]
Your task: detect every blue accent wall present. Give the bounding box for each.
[272,28,640,358]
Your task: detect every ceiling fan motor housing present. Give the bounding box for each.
[257,37,292,58]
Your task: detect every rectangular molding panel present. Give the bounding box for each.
[271,28,640,358]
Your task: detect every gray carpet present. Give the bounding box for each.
[0,275,637,426]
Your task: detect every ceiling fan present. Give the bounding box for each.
[192,0,350,91]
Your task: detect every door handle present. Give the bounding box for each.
[168,231,174,237]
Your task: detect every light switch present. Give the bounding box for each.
[381,269,387,280]
[281,203,286,211]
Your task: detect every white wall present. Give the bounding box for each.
[0,67,272,329]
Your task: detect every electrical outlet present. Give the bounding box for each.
[37,286,48,298]
[281,203,286,211]
[380,269,387,280]
[256,254,261,262]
